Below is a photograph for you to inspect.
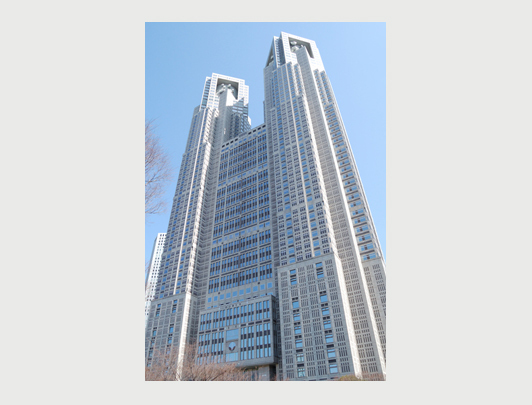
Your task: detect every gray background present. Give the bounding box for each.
[2,0,529,403]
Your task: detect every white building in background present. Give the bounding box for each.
[145,33,386,381]
[145,233,166,326]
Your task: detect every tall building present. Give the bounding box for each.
[145,233,166,326]
[145,32,386,381]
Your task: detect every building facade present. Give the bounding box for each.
[145,233,166,326]
[145,33,386,381]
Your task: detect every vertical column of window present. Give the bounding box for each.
[317,72,386,363]
[306,56,386,375]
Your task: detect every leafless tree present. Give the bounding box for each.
[336,372,385,381]
[145,258,151,277]
[337,374,363,381]
[145,343,251,381]
[145,120,173,216]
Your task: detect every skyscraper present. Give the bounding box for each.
[145,32,386,381]
[145,233,166,326]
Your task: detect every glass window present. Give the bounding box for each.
[295,339,303,348]
[329,364,338,374]
[292,301,300,309]
[226,329,239,341]
[325,334,334,343]
[226,352,238,362]
[327,349,336,358]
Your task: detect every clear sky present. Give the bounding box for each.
[145,22,386,266]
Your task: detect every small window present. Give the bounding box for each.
[226,329,239,341]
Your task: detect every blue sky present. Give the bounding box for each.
[145,22,386,265]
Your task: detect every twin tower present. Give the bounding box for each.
[145,32,387,381]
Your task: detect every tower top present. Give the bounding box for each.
[200,73,249,110]
[265,32,323,69]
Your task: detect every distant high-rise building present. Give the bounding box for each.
[145,233,166,326]
[145,32,386,381]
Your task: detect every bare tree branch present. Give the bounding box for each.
[145,120,173,216]
[145,343,252,381]
[146,343,384,381]
[336,372,385,381]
